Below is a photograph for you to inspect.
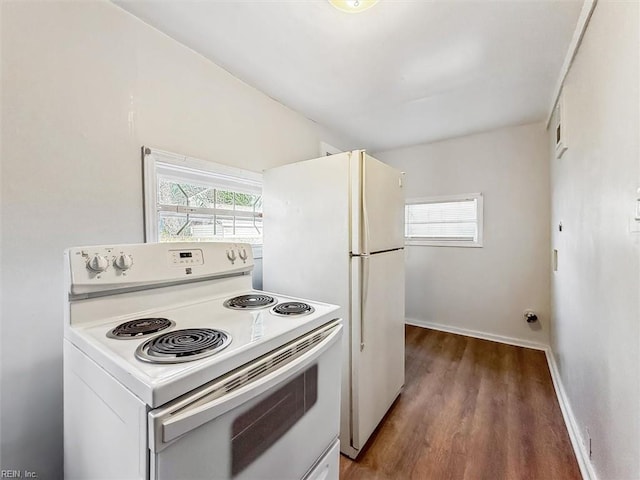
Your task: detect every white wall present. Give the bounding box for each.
[0,2,355,477]
[549,2,639,479]
[375,122,550,347]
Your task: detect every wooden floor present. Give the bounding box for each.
[340,326,581,480]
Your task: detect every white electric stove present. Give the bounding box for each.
[63,242,342,480]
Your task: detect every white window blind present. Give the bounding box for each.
[405,193,483,247]
[143,148,263,245]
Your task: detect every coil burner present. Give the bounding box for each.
[135,328,231,364]
[107,318,175,339]
[223,294,276,310]
[271,302,315,317]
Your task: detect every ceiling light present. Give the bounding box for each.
[329,0,379,14]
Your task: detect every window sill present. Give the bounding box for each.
[405,240,483,248]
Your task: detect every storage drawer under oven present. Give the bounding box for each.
[148,320,342,480]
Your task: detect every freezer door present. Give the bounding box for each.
[350,249,405,451]
[264,151,351,300]
[351,152,405,255]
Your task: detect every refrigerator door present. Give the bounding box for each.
[351,152,405,255]
[263,152,354,455]
[350,249,405,451]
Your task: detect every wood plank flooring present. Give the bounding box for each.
[340,326,581,480]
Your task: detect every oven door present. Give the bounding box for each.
[148,320,342,480]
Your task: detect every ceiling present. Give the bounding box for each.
[114,0,583,152]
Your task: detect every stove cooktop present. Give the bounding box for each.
[66,290,339,406]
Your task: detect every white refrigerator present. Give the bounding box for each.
[263,150,405,459]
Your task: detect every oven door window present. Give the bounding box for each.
[232,365,317,476]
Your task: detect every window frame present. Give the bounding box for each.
[142,147,263,254]
[404,192,484,248]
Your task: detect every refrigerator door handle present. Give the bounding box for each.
[361,152,370,256]
[360,254,370,351]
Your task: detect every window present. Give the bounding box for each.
[405,193,483,247]
[143,147,263,246]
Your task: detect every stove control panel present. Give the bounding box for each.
[66,242,254,296]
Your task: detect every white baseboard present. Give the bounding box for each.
[404,317,596,480]
[544,349,597,480]
[405,317,548,351]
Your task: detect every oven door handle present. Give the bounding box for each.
[149,321,342,452]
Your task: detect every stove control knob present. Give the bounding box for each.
[114,254,133,271]
[87,255,109,273]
